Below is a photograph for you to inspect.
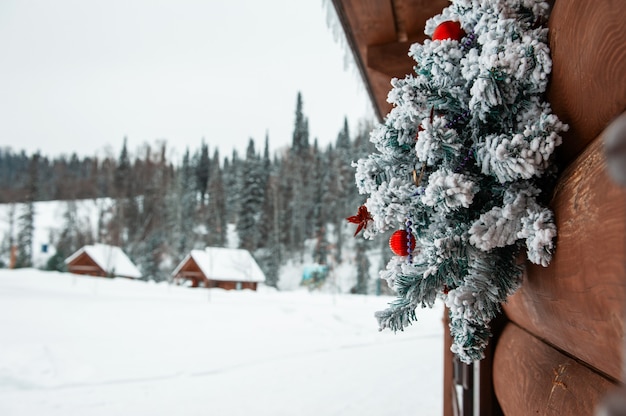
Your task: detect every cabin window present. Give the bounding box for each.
[236,282,242,290]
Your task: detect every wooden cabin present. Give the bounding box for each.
[65,243,142,279]
[330,0,626,414]
[172,247,265,291]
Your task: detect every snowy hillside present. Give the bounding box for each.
[0,199,111,268]
[0,199,389,294]
[0,269,444,415]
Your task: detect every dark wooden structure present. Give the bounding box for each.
[172,248,265,291]
[65,244,142,279]
[331,0,626,414]
[66,250,109,277]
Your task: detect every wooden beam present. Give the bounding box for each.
[331,0,448,120]
[504,127,626,381]
[547,0,626,164]
[493,323,616,415]
[366,36,425,79]
[442,310,454,416]
[331,0,398,120]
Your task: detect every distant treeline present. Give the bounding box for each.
[1,93,386,290]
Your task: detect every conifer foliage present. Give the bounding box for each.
[353,0,567,363]
[0,92,375,292]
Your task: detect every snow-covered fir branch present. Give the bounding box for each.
[353,0,567,363]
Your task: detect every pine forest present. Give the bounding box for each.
[0,93,384,292]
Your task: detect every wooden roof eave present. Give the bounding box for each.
[331,0,384,121]
[330,0,450,120]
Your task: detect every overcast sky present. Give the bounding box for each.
[0,0,375,161]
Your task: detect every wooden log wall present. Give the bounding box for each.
[546,0,626,164]
[493,0,626,413]
[494,324,616,415]
[503,131,626,380]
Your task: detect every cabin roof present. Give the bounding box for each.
[65,244,142,279]
[330,0,449,120]
[172,247,266,283]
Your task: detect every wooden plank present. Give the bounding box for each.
[547,0,626,163]
[367,39,422,79]
[397,0,450,38]
[340,0,397,46]
[331,0,397,120]
[332,0,448,120]
[443,309,454,416]
[493,323,616,416]
[503,130,626,381]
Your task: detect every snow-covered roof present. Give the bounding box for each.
[172,247,265,283]
[65,244,142,279]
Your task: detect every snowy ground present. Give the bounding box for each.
[0,269,443,416]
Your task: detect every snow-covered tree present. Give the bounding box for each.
[354,238,370,294]
[352,0,567,363]
[195,141,210,206]
[238,139,265,252]
[175,149,197,257]
[207,149,227,247]
[291,92,310,156]
[15,154,39,268]
[223,150,242,224]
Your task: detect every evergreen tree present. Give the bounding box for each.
[280,92,314,258]
[237,139,264,252]
[134,143,169,281]
[257,134,273,248]
[0,204,17,268]
[109,138,133,247]
[114,137,131,196]
[257,174,282,288]
[175,149,197,258]
[207,149,227,247]
[15,153,39,268]
[195,141,210,206]
[291,92,309,155]
[223,150,242,224]
[50,200,93,271]
[311,139,330,265]
[354,238,370,294]
[330,120,354,264]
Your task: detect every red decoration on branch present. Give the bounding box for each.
[432,21,465,41]
[346,205,373,237]
[389,230,416,256]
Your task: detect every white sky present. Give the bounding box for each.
[0,0,375,161]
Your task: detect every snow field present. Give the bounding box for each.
[0,269,443,415]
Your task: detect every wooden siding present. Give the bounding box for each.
[332,0,449,120]
[503,132,626,381]
[175,257,204,287]
[66,252,106,277]
[546,0,626,164]
[174,257,259,291]
[494,0,626,412]
[493,323,616,415]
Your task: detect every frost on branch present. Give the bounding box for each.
[474,111,565,183]
[421,168,477,213]
[518,206,556,266]
[468,183,535,250]
[354,0,566,364]
[416,115,463,166]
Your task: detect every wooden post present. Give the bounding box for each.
[443,309,454,416]
[9,245,17,269]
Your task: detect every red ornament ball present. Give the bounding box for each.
[432,21,465,41]
[389,230,416,257]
